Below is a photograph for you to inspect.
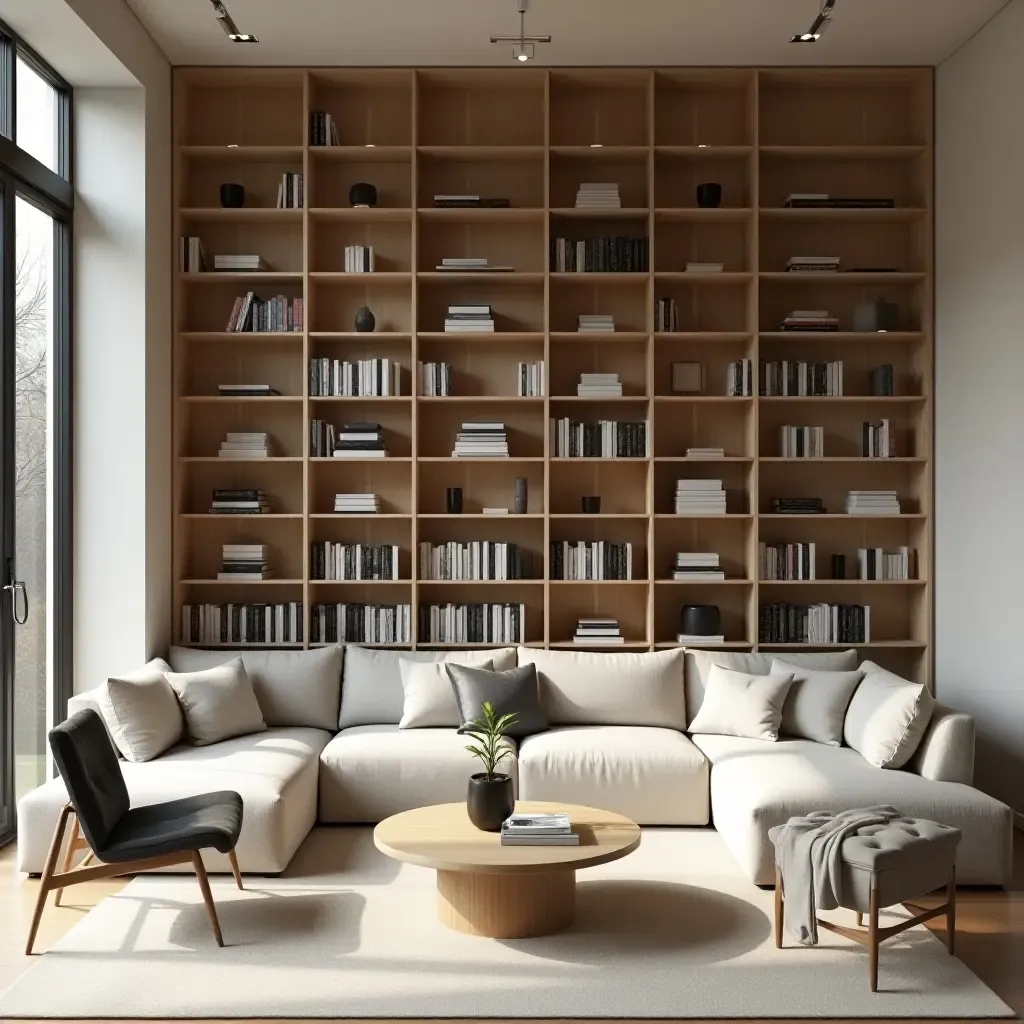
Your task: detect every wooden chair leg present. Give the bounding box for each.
[228,849,243,890]
[868,885,880,992]
[946,867,956,955]
[855,912,864,928]
[191,851,224,947]
[773,863,784,948]
[53,814,80,908]
[26,805,73,955]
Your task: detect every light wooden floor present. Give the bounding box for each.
[2,836,1022,1023]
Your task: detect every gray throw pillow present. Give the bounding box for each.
[772,659,864,746]
[446,662,549,738]
[165,658,267,746]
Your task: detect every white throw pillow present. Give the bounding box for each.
[96,658,181,762]
[843,660,934,769]
[166,658,267,746]
[772,659,864,746]
[688,664,794,741]
[516,647,686,728]
[398,659,494,729]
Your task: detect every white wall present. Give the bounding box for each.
[936,0,1024,816]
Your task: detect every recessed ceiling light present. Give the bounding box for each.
[365,143,376,148]
[491,0,551,64]
[590,143,603,148]
[790,0,836,43]
[698,144,709,149]
[228,143,238,149]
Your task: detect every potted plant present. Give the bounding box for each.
[464,701,517,831]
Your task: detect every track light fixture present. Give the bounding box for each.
[210,0,259,43]
[490,0,551,63]
[791,0,837,42]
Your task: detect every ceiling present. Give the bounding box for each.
[125,0,1009,68]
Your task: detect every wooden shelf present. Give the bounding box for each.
[172,67,933,677]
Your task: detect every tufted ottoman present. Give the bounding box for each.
[770,816,962,991]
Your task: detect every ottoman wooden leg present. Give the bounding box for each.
[868,885,880,992]
[774,864,783,948]
[946,867,956,955]
[855,912,863,927]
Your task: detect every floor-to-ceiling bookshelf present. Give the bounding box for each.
[172,67,933,683]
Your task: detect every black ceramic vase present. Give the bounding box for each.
[354,306,376,332]
[349,182,378,208]
[696,182,722,209]
[680,604,722,637]
[220,183,245,208]
[467,774,514,832]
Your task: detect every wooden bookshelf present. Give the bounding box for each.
[173,67,933,683]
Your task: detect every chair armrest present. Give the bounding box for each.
[907,702,975,785]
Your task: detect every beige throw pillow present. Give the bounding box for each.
[166,658,267,746]
[398,659,494,729]
[97,658,181,762]
[688,664,794,741]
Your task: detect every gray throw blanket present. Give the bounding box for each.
[773,805,902,945]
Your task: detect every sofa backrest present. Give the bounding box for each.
[168,646,342,731]
[338,646,516,728]
[517,647,686,729]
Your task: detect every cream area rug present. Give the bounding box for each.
[0,827,1012,1019]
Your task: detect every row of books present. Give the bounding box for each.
[727,359,754,397]
[275,173,303,210]
[179,236,206,273]
[419,603,526,644]
[550,236,649,273]
[343,245,375,273]
[760,541,816,581]
[760,602,871,643]
[209,489,268,515]
[550,418,647,458]
[550,541,633,581]
[310,543,400,581]
[675,479,727,515]
[308,110,341,146]
[420,361,452,396]
[672,552,725,581]
[654,297,678,333]
[418,542,531,581]
[311,603,412,644]
[574,617,623,644]
[858,546,914,580]
[309,421,389,459]
[181,603,302,646]
[308,358,401,397]
[226,293,303,333]
[780,425,825,458]
[863,419,896,457]
[761,361,844,397]
[453,421,508,458]
[517,361,545,397]
[219,544,270,581]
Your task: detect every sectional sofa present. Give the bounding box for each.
[16,644,1014,886]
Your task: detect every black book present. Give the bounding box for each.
[342,421,382,432]
[213,489,261,501]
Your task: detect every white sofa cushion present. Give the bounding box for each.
[517,726,709,825]
[168,646,342,731]
[338,646,514,728]
[319,725,518,823]
[688,664,794,741]
[844,660,935,769]
[97,659,181,762]
[15,727,332,875]
[166,659,267,746]
[691,733,1013,886]
[397,658,493,729]
[772,659,864,746]
[516,647,686,728]
[684,648,858,726]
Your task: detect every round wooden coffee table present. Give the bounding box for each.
[373,801,640,939]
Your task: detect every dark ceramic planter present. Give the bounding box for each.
[467,773,514,832]
[354,306,376,332]
[220,183,245,208]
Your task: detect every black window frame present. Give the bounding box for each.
[0,19,72,848]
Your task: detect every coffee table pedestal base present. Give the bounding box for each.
[436,868,575,938]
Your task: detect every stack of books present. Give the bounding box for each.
[577,314,615,333]
[420,361,453,397]
[779,425,825,458]
[517,361,544,397]
[771,497,825,514]
[218,383,281,398]
[845,490,900,515]
[577,373,622,397]
[574,182,621,210]
[655,297,678,332]
[452,422,509,458]
[275,172,303,209]
[308,111,340,146]
[309,358,400,397]
[178,236,206,272]
[760,542,816,581]
[182,603,302,646]
[226,293,303,333]
[784,193,894,210]
[209,489,268,515]
[727,359,754,396]
[677,628,726,644]
[312,603,412,644]
[311,542,399,581]
[686,447,725,459]
[335,422,387,459]
[786,256,840,274]
[781,309,840,332]
[435,257,512,272]
[573,618,624,645]
[686,261,724,273]
[500,812,579,847]
[334,493,381,514]
[432,195,510,209]
[674,479,727,515]
[218,544,270,581]
[219,432,270,458]
[761,360,844,396]
[214,254,269,272]
[863,418,895,457]
[344,245,375,272]
[445,304,494,332]
[551,541,633,581]
[671,553,725,581]
[858,546,913,581]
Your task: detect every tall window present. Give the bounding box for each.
[0,24,72,846]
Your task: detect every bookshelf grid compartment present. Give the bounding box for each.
[173,67,933,683]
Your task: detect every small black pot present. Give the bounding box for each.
[354,306,376,332]
[696,182,722,209]
[349,182,378,208]
[467,773,514,832]
[220,183,245,209]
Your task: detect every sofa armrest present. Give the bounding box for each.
[907,702,975,785]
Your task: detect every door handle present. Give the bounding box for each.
[2,580,28,625]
